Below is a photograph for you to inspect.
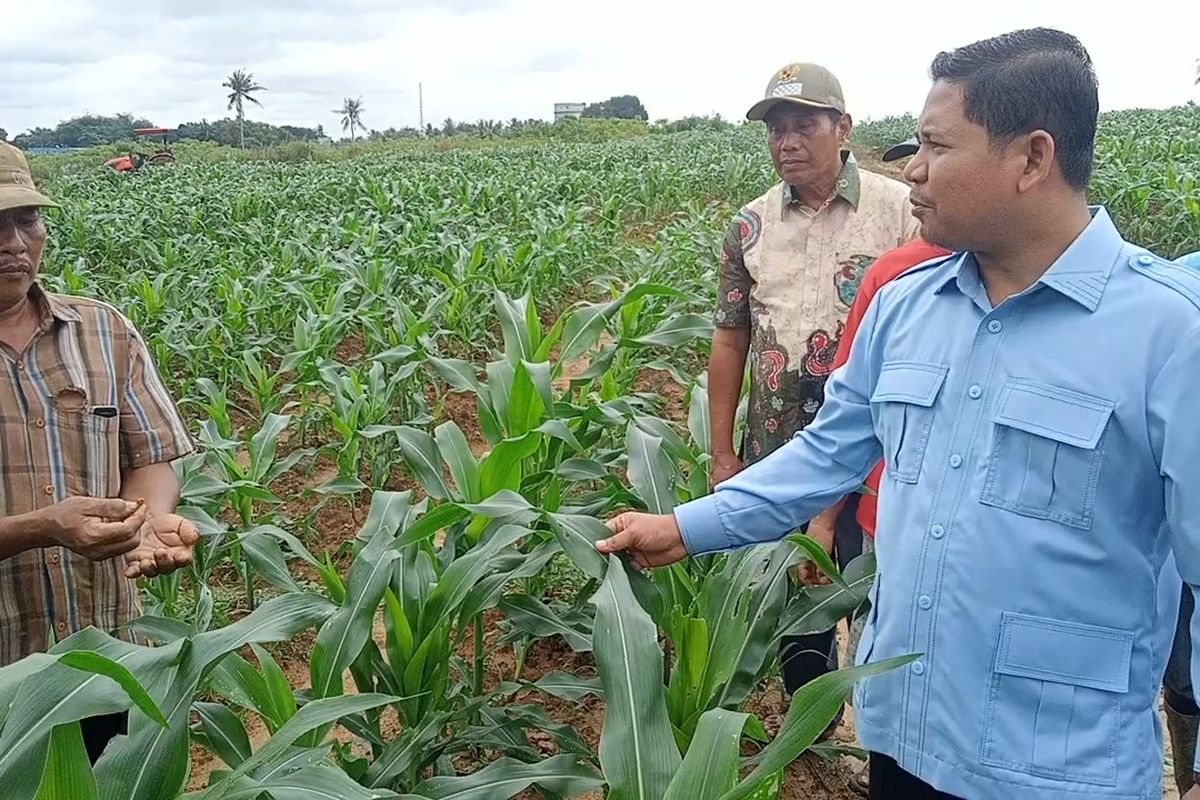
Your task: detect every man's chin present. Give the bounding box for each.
[919,220,957,252]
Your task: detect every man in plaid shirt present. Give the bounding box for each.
[0,142,197,761]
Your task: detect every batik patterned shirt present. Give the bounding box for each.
[715,154,919,463]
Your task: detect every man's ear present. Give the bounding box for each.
[1015,129,1056,193]
[838,113,854,147]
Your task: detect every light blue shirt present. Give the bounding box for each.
[675,209,1200,799]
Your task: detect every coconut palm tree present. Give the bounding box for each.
[336,97,365,142]
[223,69,266,149]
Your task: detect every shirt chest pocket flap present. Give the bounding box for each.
[980,379,1113,530]
[871,361,948,484]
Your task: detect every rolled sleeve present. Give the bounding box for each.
[675,294,885,553]
[119,324,194,469]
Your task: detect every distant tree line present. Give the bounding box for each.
[6,95,726,151]
[10,113,327,150]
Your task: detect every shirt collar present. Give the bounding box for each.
[933,207,1123,313]
[30,284,82,328]
[784,150,861,213]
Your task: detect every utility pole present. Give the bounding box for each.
[419,83,425,133]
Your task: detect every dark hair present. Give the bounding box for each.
[930,28,1098,189]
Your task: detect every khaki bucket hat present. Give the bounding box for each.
[746,62,847,121]
[0,143,56,213]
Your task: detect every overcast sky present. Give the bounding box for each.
[5,0,1199,137]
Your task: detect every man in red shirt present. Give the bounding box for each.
[798,137,951,796]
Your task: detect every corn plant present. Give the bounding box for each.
[192,414,310,609]
[0,591,338,800]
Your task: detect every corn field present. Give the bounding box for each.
[4,109,1196,800]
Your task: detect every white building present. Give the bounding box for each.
[554,102,586,122]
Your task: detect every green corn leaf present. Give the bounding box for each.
[483,361,514,433]
[774,553,875,643]
[311,494,409,700]
[394,427,453,500]
[529,671,604,702]
[94,592,336,800]
[535,419,584,452]
[363,712,449,789]
[434,422,481,503]
[193,702,252,769]
[428,356,481,394]
[663,709,749,800]
[194,694,400,798]
[590,555,681,799]
[786,533,849,590]
[506,362,546,437]
[626,425,677,514]
[247,413,292,483]
[249,644,297,728]
[554,458,608,481]
[498,594,592,653]
[717,544,796,708]
[34,723,97,800]
[687,374,712,455]
[206,654,270,721]
[122,616,191,645]
[494,290,535,364]
[546,513,609,580]
[721,655,919,800]
[395,503,470,548]
[314,475,369,496]
[414,754,602,800]
[632,314,715,348]
[0,645,172,798]
[459,490,537,525]
[420,525,527,633]
[239,531,301,593]
[477,433,541,498]
[558,302,610,365]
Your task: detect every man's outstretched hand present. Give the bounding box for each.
[596,512,690,569]
[123,512,199,579]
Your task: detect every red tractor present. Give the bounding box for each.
[104,127,177,173]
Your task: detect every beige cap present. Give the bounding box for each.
[0,143,56,213]
[746,62,847,121]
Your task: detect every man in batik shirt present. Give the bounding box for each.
[708,62,918,723]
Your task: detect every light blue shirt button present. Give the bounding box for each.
[912,662,926,676]
[919,595,933,610]
[950,454,963,468]
[968,385,983,399]
[930,524,945,539]
[1137,253,1155,266]
[988,319,1003,334]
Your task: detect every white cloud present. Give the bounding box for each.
[2,0,1197,136]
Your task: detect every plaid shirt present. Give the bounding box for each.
[0,285,192,665]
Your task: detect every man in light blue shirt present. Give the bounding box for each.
[598,29,1200,800]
